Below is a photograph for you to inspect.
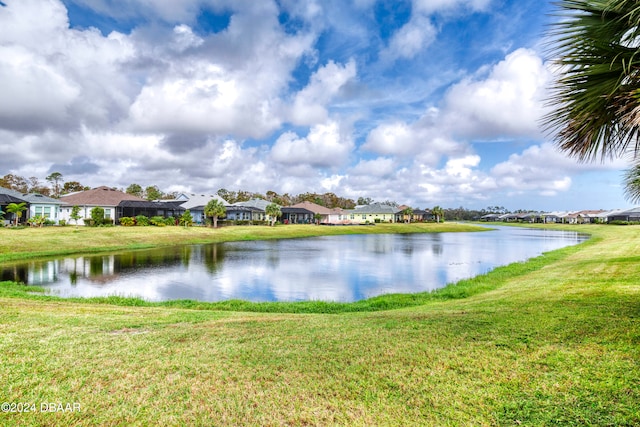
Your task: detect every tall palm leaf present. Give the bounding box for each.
[623,162,640,202]
[544,0,640,162]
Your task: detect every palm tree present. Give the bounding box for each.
[6,202,27,226]
[204,199,226,228]
[544,0,640,196]
[265,203,282,227]
[402,207,413,223]
[432,206,444,223]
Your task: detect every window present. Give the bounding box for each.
[362,215,366,219]
[35,206,43,216]
[43,206,51,218]
[104,208,112,219]
[350,214,355,220]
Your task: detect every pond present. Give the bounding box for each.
[1,226,589,303]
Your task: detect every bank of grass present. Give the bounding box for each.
[0,224,639,425]
[0,222,483,263]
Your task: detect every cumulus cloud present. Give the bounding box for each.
[0,0,135,132]
[271,120,354,168]
[382,0,492,60]
[289,59,357,126]
[442,48,551,139]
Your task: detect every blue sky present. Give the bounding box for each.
[0,0,632,211]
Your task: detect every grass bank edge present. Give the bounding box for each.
[0,231,598,314]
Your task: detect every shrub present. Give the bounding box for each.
[27,215,46,227]
[90,207,105,226]
[150,216,166,226]
[135,215,151,226]
[58,219,66,227]
[119,217,135,226]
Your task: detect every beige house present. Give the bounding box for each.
[59,186,146,225]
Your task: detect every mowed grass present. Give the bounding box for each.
[0,224,639,425]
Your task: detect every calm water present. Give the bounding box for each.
[1,226,588,302]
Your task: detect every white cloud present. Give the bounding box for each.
[362,122,417,155]
[350,157,396,177]
[442,48,550,139]
[382,0,492,60]
[289,60,357,126]
[383,15,437,60]
[271,120,354,168]
[0,0,135,131]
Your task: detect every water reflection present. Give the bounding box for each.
[1,226,589,303]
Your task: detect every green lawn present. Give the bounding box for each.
[0,224,639,425]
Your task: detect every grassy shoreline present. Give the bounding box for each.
[1,224,639,425]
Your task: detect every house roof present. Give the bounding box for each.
[227,205,263,213]
[233,198,273,210]
[179,193,228,210]
[281,207,314,215]
[60,186,145,207]
[350,203,400,215]
[289,201,333,215]
[0,192,27,204]
[0,186,63,205]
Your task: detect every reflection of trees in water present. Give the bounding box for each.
[265,241,280,268]
[431,233,443,256]
[0,264,28,283]
[399,234,414,256]
[203,244,225,273]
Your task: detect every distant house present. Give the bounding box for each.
[480,213,502,222]
[283,201,352,225]
[281,207,315,224]
[118,200,185,219]
[178,193,228,224]
[0,186,64,225]
[411,209,432,222]
[608,207,640,222]
[346,203,400,224]
[226,199,272,222]
[59,186,146,225]
[575,210,607,223]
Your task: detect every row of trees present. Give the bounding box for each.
[0,173,89,198]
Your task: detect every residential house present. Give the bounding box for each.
[0,190,28,225]
[226,199,272,222]
[346,203,400,224]
[118,200,185,220]
[59,186,147,225]
[0,186,64,225]
[575,210,607,223]
[411,209,432,222]
[281,206,315,224]
[177,193,228,224]
[607,207,640,222]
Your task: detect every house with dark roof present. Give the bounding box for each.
[0,186,64,225]
[607,207,640,222]
[281,206,315,224]
[226,199,273,222]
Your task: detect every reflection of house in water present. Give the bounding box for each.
[26,261,59,285]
